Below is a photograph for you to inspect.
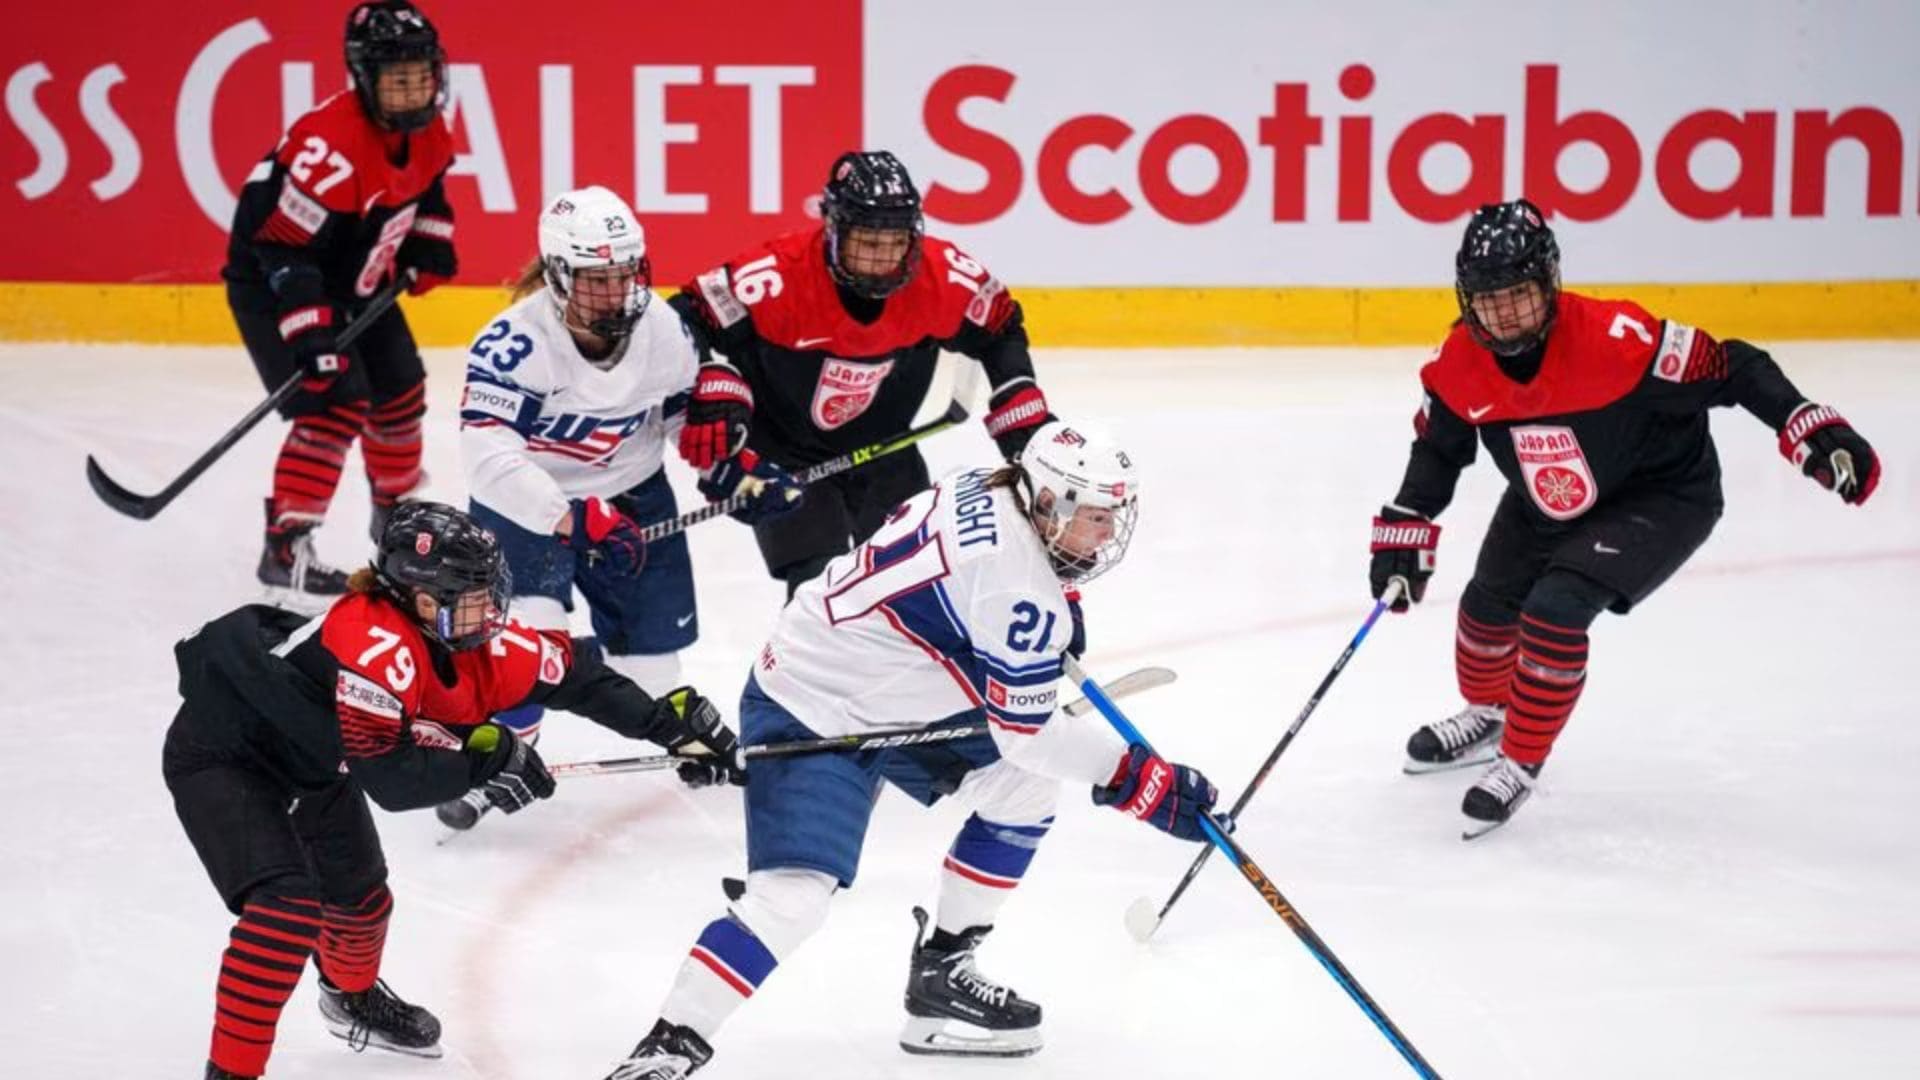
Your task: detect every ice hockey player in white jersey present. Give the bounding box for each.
[600,421,1221,1079]
[446,186,800,827]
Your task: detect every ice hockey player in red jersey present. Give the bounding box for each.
[222,1,459,602]
[671,150,1061,594]
[1370,199,1881,838]
[165,503,743,1079]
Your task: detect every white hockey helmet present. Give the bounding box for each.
[537,185,651,342]
[1019,420,1140,584]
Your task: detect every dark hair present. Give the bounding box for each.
[986,464,1029,515]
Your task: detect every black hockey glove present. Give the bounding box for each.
[654,687,746,788]
[983,382,1054,460]
[397,216,457,296]
[468,724,555,815]
[278,304,346,387]
[1369,505,1440,612]
[1092,745,1218,842]
[679,362,753,470]
[1779,402,1881,506]
[697,450,803,526]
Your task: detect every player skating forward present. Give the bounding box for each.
[443,186,800,828]
[166,503,741,1079]
[1369,199,1881,837]
[223,1,458,601]
[601,423,1220,1079]
[672,150,1062,595]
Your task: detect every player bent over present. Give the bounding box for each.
[1369,199,1881,837]
[441,186,799,828]
[601,423,1220,1079]
[165,503,742,1079]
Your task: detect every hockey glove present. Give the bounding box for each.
[278,304,347,388]
[398,216,457,296]
[1780,402,1880,506]
[567,497,647,575]
[653,687,746,788]
[698,450,804,525]
[678,362,753,469]
[983,381,1054,460]
[1093,745,1218,842]
[1370,506,1440,612]
[468,723,555,814]
[1064,585,1087,659]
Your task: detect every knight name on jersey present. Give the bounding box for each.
[952,468,1001,549]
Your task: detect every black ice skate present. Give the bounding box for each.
[203,1063,252,1079]
[1461,754,1540,840]
[317,976,443,1058]
[1404,703,1505,774]
[603,1018,713,1080]
[258,501,349,604]
[899,906,1042,1058]
[435,788,490,831]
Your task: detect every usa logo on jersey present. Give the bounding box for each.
[528,409,649,467]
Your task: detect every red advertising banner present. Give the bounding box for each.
[1,2,861,285]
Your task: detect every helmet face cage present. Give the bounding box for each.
[822,151,924,299]
[345,2,447,133]
[374,502,512,651]
[546,253,652,343]
[1028,486,1139,584]
[1455,199,1561,356]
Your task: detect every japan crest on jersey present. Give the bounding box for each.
[1510,424,1597,520]
[811,357,895,430]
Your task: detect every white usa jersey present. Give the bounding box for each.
[460,292,698,534]
[754,468,1126,786]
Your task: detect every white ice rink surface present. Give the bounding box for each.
[3,339,1917,1079]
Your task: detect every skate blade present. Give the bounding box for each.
[899,1016,1041,1058]
[261,584,337,615]
[323,1020,444,1059]
[1460,816,1510,841]
[1403,747,1500,775]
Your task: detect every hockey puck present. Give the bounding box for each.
[1123,896,1161,943]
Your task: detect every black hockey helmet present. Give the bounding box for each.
[1455,198,1561,355]
[821,150,924,299]
[344,1,447,133]
[373,502,510,651]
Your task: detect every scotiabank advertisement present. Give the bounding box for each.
[0,2,858,286]
[4,0,1917,289]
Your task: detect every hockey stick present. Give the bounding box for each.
[435,667,1175,841]
[549,666,1177,779]
[1063,653,1442,1080]
[85,279,408,520]
[636,361,982,543]
[1124,581,1401,943]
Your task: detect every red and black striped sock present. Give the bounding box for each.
[1455,607,1520,706]
[316,884,392,993]
[268,403,368,529]
[208,892,321,1077]
[364,383,426,508]
[1501,614,1590,767]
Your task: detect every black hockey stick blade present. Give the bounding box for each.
[85,454,168,520]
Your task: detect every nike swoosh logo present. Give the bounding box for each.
[1593,542,1620,555]
[795,336,834,349]
[676,613,695,627]
[1468,404,1493,420]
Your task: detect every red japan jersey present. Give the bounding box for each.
[674,226,1026,460]
[227,91,455,303]
[317,593,570,760]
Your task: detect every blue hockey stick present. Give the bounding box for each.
[1063,652,1442,1080]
